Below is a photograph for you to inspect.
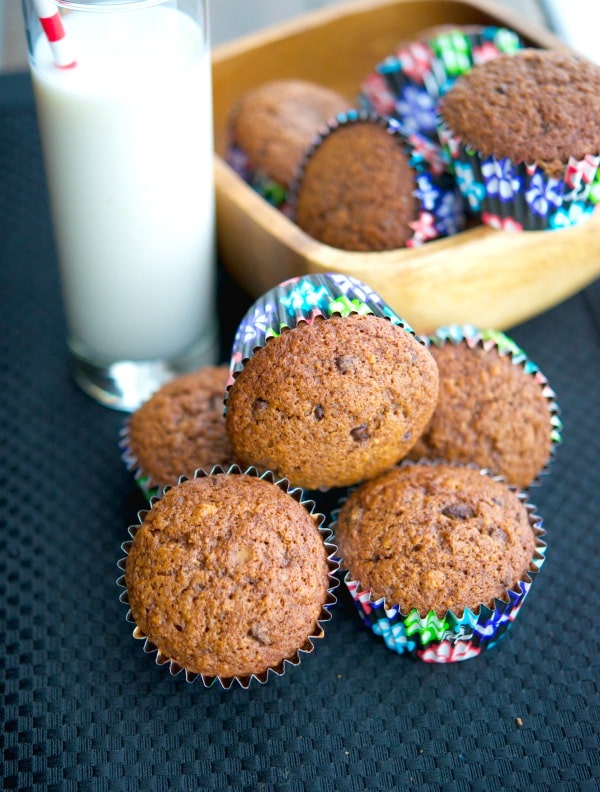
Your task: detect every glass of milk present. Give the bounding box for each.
[22,0,219,411]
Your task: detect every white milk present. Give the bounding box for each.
[30,5,216,363]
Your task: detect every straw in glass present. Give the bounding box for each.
[33,0,77,68]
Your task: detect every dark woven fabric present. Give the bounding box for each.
[1,71,599,792]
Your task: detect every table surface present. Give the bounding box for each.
[1,58,600,792]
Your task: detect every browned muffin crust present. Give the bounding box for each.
[126,474,331,679]
[293,120,420,251]
[407,341,553,488]
[225,314,439,490]
[229,79,350,189]
[439,49,600,177]
[334,463,536,616]
[127,365,236,490]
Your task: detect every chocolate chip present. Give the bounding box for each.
[314,405,324,421]
[335,355,356,374]
[441,503,475,520]
[350,424,370,442]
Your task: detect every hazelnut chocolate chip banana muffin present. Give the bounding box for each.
[407,330,559,488]
[334,462,538,617]
[225,312,439,491]
[123,470,336,684]
[121,365,237,497]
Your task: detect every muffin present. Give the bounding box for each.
[407,326,562,488]
[289,110,465,250]
[333,461,546,662]
[359,26,524,147]
[120,365,237,499]
[224,273,439,491]
[438,49,600,230]
[225,78,351,208]
[118,467,339,688]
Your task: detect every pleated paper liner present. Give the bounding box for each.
[331,461,547,663]
[286,110,466,248]
[117,465,340,689]
[437,121,600,231]
[422,324,563,488]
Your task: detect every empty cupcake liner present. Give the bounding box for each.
[359,26,524,150]
[226,272,418,387]
[287,109,466,249]
[424,324,563,486]
[435,126,600,230]
[117,464,340,689]
[332,461,547,663]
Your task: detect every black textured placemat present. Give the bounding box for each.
[1,72,599,792]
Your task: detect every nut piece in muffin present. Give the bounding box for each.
[121,365,237,496]
[225,313,439,491]
[225,78,351,204]
[334,462,538,618]
[407,330,560,488]
[123,470,336,685]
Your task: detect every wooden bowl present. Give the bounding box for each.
[211,0,600,333]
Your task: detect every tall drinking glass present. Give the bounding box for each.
[22,0,218,411]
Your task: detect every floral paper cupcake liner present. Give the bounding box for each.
[226,143,291,212]
[436,126,600,230]
[332,462,547,663]
[288,110,466,248]
[117,464,340,689]
[226,272,417,386]
[359,26,524,150]
[425,324,563,486]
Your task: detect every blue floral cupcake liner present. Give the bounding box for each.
[287,110,466,248]
[226,272,418,388]
[117,464,340,689]
[425,324,563,486]
[359,26,524,150]
[332,461,546,663]
[436,124,600,230]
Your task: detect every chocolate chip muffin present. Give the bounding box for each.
[290,112,464,250]
[226,78,350,203]
[438,49,600,229]
[225,312,439,491]
[407,330,560,488]
[123,470,335,684]
[439,48,600,178]
[121,365,237,497]
[334,462,538,617]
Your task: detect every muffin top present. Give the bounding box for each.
[334,463,536,616]
[225,313,439,490]
[407,340,554,488]
[439,48,600,176]
[125,473,331,680]
[293,118,420,250]
[126,365,237,491]
[228,78,350,189]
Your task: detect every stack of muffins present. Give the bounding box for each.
[225,25,600,246]
[118,273,561,681]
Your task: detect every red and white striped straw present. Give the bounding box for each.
[33,0,77,68]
